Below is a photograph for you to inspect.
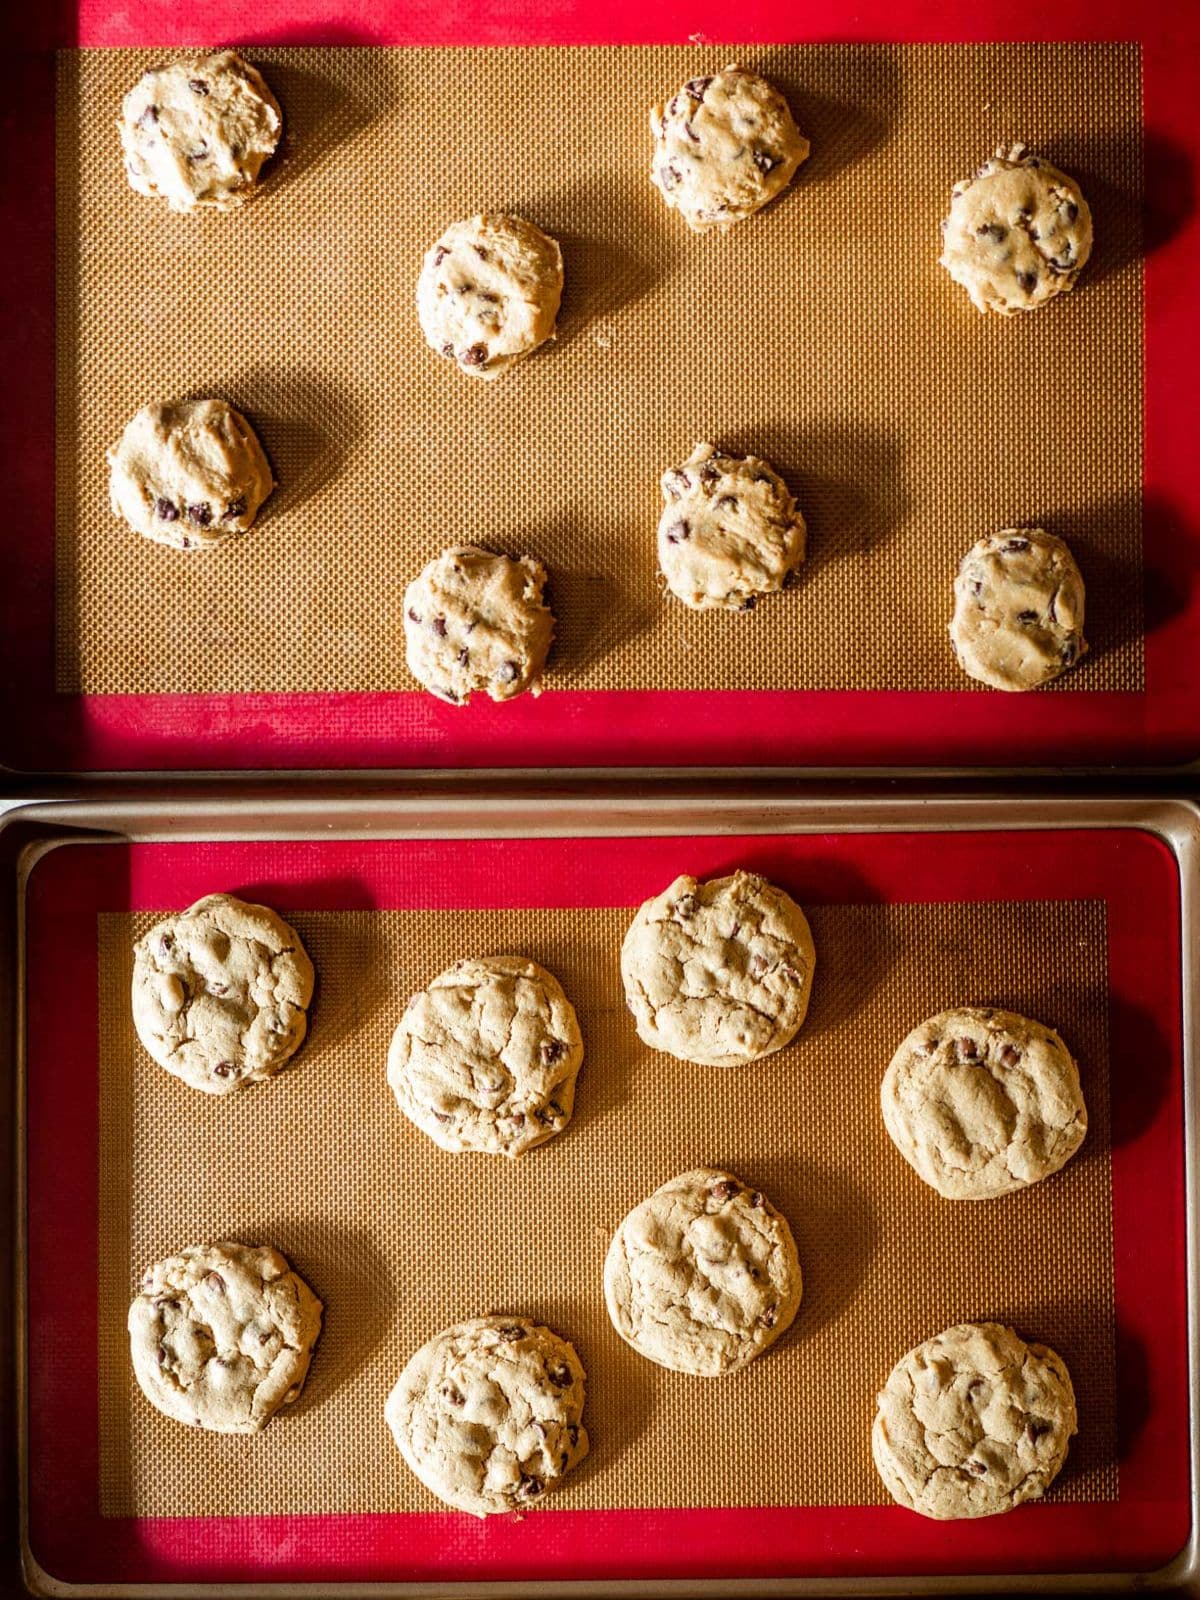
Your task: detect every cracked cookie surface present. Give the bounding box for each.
[872,1321,1077,1519]
[620,870,815,1066]
[386,1315,588,1516]
[132,892,314,1095]
[939,144,1092,314]
[118,51,282,214]
[387,956,584,1156]
[658,442,806,611]
[107,399,274,549]
[650,64,809,231]
[950,528,1087,691]
[403,546,555,705]
[416,213,563,379]
[881,1007,1087,1199]
[128,1242,322,1433]
[603,1168,802,1376]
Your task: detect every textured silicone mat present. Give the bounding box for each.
[56,43,1141,698]
[96,898,1115,1518]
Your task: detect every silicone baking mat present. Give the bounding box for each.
[6,0,1200,770]
[23,830,1189,1587]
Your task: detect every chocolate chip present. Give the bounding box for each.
[1017,269,1038,292]
[1061,640,1079,666]
[189,78,209,94]
[1003,537,1030,552]
[159,932,174,955]
[474,245,491,262]
[440,342,454,359]
[699,463,720,485]
[752,150,779,175]
[498,1323,525,1341]
[541,1038,566,1065]
[547,1362,572,1387]
[660,164,682,191]
[740,595,757,611]
[684,75,713,100]
[478,290,500,304]
[749,1191,765,1208]
[715,495,739,512]
[1026,1417,1051,1442]
[187,144,208,162]
[222,498,246,520]
[750,953,768,976]
[758,1306,777,1329]
[684,121,700,143]
[971,579,984,598]
[461,343,488,368]
[664,470,690,500]
[456,647,470,668]
[518,1473,543,1499]
[258,1327,272,1343]
[1061,201,1078,223]
[187,503,212,527]
[213,1062,235,1078]
[497,660,520,683]
[509,1112,525,1126]
[955,1037,978,1061]
[1049,249,1075,274]
[976,222,1008,243]
[209,982,228,996]
[180,537,191,549]
[432,616,447,637]
[156,498,178,521]
[433,246,448,266]
[999,1043,1021,1066]
[666,519,690,544]
[407,608,421,623]
[1017,609,1038,624]
[547,1100,564,1118]
[711,1178,740,1201]
[964,1458,988,1477]
[205,1271,225,1293]
[442,1383,465,1406]
[138,104,159,128]
[432,1111,451,1123]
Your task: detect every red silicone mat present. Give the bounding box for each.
[21,829,1189,1588]
[4,0,1200,771]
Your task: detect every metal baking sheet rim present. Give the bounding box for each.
[6,789,1199,1599]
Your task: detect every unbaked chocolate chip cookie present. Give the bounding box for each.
[881,1007,1087,1199]
[132,892,314,1095]
[416,213,564,379]
[603,1168,802,1376]
[387,956,584,1156]
[658,442,806,610]
[650,64,809,231]
[620,870,815,1066]
[118,51,282,213]
[402,546,555,705]
[107,398,274,549]
[939,144,1092,314]
[873,1322,1077,1518]
[128,1241,322,1433]
[950,528,1087,690]
[386,1315,588,1515]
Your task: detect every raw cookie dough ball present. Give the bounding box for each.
[658,441,806,611]
[386,1316,588,1516]
[403,546,555,705]
[128,1242,322,1433]
[620,869,815,1066]
[881,1007,1087,1200]
[118,50,282,213]
[650,64,809,231]
[132,892,314,1096]
[416,213,564,379]
[603,1168,802,1376]
[107,398,274,550]
[939,144,1093,315]
[872,1322,1077,1519]
[387,956,584,1157]
[950,528,1087,691]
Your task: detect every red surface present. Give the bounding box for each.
[4,0,1200,771]
[23,830,1191,1587]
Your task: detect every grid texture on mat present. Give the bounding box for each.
[57,44,1142,697]
[97,899,1116,1517]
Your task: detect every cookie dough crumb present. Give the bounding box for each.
[402,546,555,705]
[658,442,806,610]
[950,528,1087,691]
[939,144,1092,315]
[118,51,282,213]
[650,64,809,231]
[416,213,564,379]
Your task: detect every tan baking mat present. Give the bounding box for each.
[97,899,1116,1517]
[56,44,1142,698]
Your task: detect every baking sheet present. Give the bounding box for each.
[96,897,1115,1518]
[55,43,1142,699]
